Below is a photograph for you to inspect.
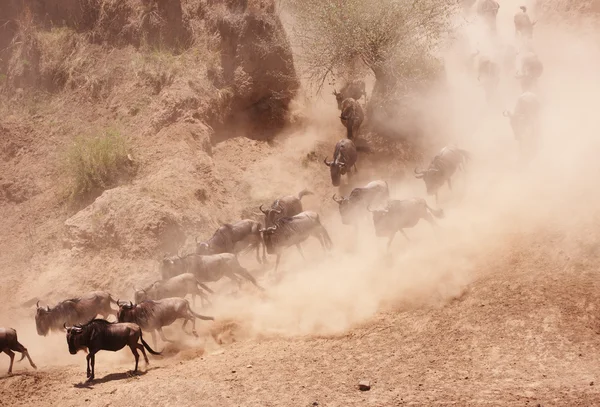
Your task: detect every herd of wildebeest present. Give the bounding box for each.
[1,2,544,382]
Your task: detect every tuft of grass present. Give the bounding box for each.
[65,130,130,201]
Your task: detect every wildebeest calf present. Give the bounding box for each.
[35,291,118,336]
[260,188,313,228]
[368,198,444,249]
[118,298,214,348]
[0,328,37,374]
[134,273,214,307]
[65,319,160,382]
[414,146,470,203]
[332,180,390,225]
[260,210,333,272]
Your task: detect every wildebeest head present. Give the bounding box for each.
[160,255,183,279]
[195,240,211,255]
[35,301,53,336]
[414,168,445,196]
[116,301,136,323]
[323,158,347,187]
[64,323,86,355]
[260,204,283,228]
[134,288,149,304]
[258,225,278,254]
[332,194,357,225]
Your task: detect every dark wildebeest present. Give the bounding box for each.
[117,298,214,347]
[260,188,313,228]
[476,0,500,33]
[471,50,500,102]
[35,291,118,336]
[259,211,333,272]
[503,91,541,156]
[65,319,160,382]
[323,139,370,187]
[414,146,470,204]
[196,219,266,264]
[368,199,445,249]
[160,253,264,291]
[0,328,37,374]
[339,98,365,140]
[514,6,536,39]
[333,79,367,108]
[332,180,390,225]
[516,50,543,91]
[134,273,214,307]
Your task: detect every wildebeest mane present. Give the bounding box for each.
[134,301,160,326]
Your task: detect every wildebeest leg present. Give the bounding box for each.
[151,331,158,349]
[129,344,140,372]
[233,267,264,291]
[137,343,150,365]
[274,254,282,272]
[181,318,197,337]
[158,327,174,343]
[295,244,306,259]
[423,213,439,228]
[4,349,15,374]
[387,232,397,250]
[14,342,36,370]
[400,230,410,241]
[86,352,96,381]
[261,241,268,264]
[447,177,453,191]
[192,293,196,308]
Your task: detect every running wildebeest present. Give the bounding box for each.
[516,50,543,91]
[117,298,214,347]
[160,253,264,290]
[260,189,313,228]
[196,219,266,264]
[134,273,214,307]
[472,50,500,102]
[414,146,470,204]
[332,79,367,108]
[65,319,160,382]
[259,210,333,272]
[332,180,390,225]
[339,98,365,140]
[514,6,536,39]
[0,328,37,374]
[323,139,371,187]
[35,291,118,336]
[476,0,500,33]
[368,199,445,249]
[503,91,541,156]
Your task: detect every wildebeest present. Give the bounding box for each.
[414,146,470,203]
[160,253,264,291]
[471,50,500,102]
[514,6,536,38]
[35,291,118,336]
[476,0,500,32]
[333,79,367,108]
[323,139,370,187]
[368,199,444,249]
[339,98,365,140]
[516,50,543,91]
[503,91,541,155]
[0,328,37,374]
[117,298,214,347]
[259,210,333,272]
[65,319,160,382]
[332,180,389,225]
[260,189,313,228]
[134,273,214,307]
[196,219,266,264]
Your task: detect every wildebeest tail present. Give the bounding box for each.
[297,188,314,200]
[189,307,215,321]
[196,280,214,294]
[426,203,445,219]
[15,341,27,362]
[140,334,161,355]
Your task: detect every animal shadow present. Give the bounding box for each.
[74,367,160,388]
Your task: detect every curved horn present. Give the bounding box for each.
[259,204,268,215]
[273,205,283,214]
[332,194,343,203]
[367,205,374,212]
[129,301,133,307]
[503,110,511,117]
[414,168,424,179]
[36,300,40,309]
[46,305,50,312]
[63,322,67,330]
[324,157,332,166]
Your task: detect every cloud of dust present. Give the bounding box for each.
[207,4,600,338]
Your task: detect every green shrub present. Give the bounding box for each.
[65,130,130,200]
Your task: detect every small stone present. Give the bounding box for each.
[358,381,371,391]
[246,364,253,369]
[591,381,595,386]
[231,370,236,373]
[312,403,319,406]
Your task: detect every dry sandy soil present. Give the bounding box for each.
[1,0,600,406]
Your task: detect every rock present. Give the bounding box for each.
[246,364,253,369]
[591,381,594,386]
[358,380,371,391]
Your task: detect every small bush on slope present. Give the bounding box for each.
[65,130,131,201]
